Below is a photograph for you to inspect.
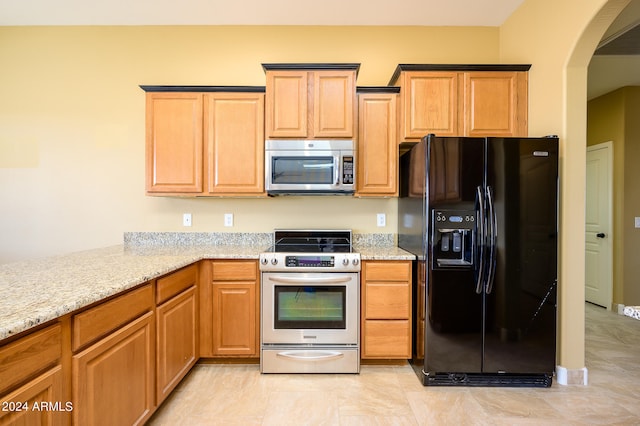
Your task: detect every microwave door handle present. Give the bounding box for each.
[334,157,340,185]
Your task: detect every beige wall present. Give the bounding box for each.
[0,26,499,263]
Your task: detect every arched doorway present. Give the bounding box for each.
[500,0,631,385]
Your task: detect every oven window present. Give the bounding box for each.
[274,286,346,329]
[271,157,335,185]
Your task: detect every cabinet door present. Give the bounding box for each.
[145,93,203,194]
[156,286,198,404]
[265,71,308,138]
[73,312,155,426]
[313,71,355,138]
[357,93,398,196]
[0,367,65,426]
[401,71,459,140]
[204,93,265,195]
[211,282,258,357]
[463,71,528,137]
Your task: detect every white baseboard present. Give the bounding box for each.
[556,366,588,385]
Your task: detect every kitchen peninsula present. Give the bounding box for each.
[0,232,413,425]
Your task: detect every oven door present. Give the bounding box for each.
[261,272,359,345]
[265,151,354,194]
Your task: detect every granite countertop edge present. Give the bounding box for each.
[0,243,415,341]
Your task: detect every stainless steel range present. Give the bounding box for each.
[260,230,361,374]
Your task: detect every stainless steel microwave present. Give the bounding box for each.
[265,140,355,195]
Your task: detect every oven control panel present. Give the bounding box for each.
[259,253,361,272]
[285,255,334,267]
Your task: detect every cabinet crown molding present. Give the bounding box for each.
[262,63,361,76]
[140,85,265,93]
[388,64,532,85]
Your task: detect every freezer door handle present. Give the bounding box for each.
[485,186,498,294]
[475,185,486,294]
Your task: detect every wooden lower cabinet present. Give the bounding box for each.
[156,286,198,404]
[0,322,66,426]
[0,367,66,426]
[201,260,259,357]
[361,261,412,359]
[72,312,155,426]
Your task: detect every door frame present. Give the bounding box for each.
[585,141,613,309]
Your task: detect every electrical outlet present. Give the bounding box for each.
[224,213,234,227]
[635,217,640,228]
[377,213,386,227]
[183,213,192,227]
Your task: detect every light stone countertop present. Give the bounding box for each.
[0,241,414,341]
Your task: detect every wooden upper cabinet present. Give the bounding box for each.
[401,71,460,139]
[142,87,266,197]
[203,92,265,195]
[264,64,358,139]
[145,92,203,194]
[390,65,529,141]
[356,90,399,196]
[313,71,356,138]
[265,71,308,138]
[463,71,528,137]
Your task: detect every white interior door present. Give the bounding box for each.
[585,142,613,309]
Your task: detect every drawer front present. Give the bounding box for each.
[0,324,61,395]
[156,264,198,305]
[362,320,411,359]
[364,282,410,319]
[363,261,411,282]
[72,284,153,351]
[211,261,257,281]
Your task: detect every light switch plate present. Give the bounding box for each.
[635,217,640,228]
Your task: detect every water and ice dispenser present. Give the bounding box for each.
[432,210,476,268]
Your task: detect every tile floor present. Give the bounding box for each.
[148,303,640,425]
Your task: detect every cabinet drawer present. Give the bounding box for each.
[72,284,153,351]
[211,261,257,281]
[362,320,411,359]
[363,261,411,282]
[156,264,198,305]
[0,324,61,396]
[364,282,410,319]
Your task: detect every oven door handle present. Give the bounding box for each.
[267,275,354,284]
[276,350,345,361]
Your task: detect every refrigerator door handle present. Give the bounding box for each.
[485,186,498,294]
[475,185,486,294]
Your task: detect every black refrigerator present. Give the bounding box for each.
[398,134,558,387]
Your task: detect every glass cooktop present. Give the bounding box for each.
[268,230,352,253]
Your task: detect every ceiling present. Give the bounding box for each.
[0,0,525,26]
[0,0,638,99]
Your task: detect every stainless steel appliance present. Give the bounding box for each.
[399,134,558,387]
[260,230,361,373]
[265,140,355,195]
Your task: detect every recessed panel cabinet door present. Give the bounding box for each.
[204,93,265,195]
[265,71,308,138]
[146,93,203,193]
[313,71,355,138]
[73,312,155,426]
[463,72,528,137]
[357,93,398,196]
[401,71,460,139]
[211,282,258,357]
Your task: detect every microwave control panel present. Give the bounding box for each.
[342,156,354,184]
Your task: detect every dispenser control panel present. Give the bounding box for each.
[432,209,476,269]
